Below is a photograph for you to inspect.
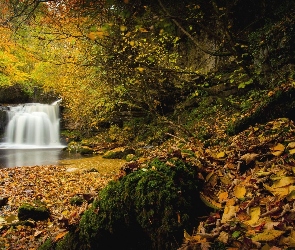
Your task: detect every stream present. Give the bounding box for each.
[0,148,126,170]
[0,148,79,168]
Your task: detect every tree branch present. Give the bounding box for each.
[157,0,232,57]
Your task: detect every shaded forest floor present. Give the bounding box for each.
[1,82,295,249]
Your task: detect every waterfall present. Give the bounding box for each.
[2,103,64,149]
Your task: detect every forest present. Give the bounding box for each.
[1,0,295,249]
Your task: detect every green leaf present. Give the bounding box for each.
[232,231,241,238]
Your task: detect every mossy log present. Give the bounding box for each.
[227,86,295,135]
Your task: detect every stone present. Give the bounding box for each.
[18,203,50,221]
[0,197,9,207]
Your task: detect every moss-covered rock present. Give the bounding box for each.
[102,147,135,159]
[79,146,94,155]
[69,196,85,206]
[18,203,50,221]
[227,85,295,135]
[51,158,206,250]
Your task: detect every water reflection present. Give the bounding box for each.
[0,149,64,168]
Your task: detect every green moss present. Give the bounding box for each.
[54,158,204,250]
[18,203,50,221]
[69,196,85,206]
[55,232,82,250]
[38,238,55,250]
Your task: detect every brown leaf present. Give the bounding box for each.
[240,153,259,164]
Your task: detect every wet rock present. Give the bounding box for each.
[103,147,135,159]
[80,146,94,155]
[0,197,8,207]
[70,196,85,206]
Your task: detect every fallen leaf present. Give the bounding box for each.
[226,198,236,206]
[272,177,295,188]
[34,230,43,237]
[54,231,68,242]
[264,184,289,198]
[216,152,226,158]
[286,187,295,201]
[184,229,192,241]
[232,231,241,238]
[200,192,222,210]
[221,205,237,223]
[217,231,229,243]
[245,206,260,226]
[240,153,259,164]
[272,151,284,156]
[269,246,283,250]
[252,229,284,241]
[270,143,285,156]
[271,143,285,151]
[289,148,295,155]
[236,210,251,221]
[234,185,246,199]
[287,142,295,149]
[218,191,228,202]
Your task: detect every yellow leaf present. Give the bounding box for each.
[286,186,295,201]
[216,151,226,158]
[288,142,295,149]
[226,198,236,206]
[217,231,229,244]
[120,25,127,32]
[95,31,106,39]
[137,67,145,73]
[289,230,295,247]
[271,150,283,157]
[183,229,192,241]
[245,206,260,226]
[218,191,228,202]
[289,148,295,155]
[129,41,135,46]
[251,229,284,242]
[272,176,295,188]
[271,143,285,152]
[264,184,289,198]
[87,31,107,40]
[192,234,207,243]
[54,231,68,242]
[272,143,285,151]
[221,205,237,223]
[234,185,246,199]
[139,27,148,32]
[87,32,96,40]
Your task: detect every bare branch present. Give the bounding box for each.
[157,0,232,57]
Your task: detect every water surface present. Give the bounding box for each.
[0,148,79,168]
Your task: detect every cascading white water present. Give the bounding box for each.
[3,102,64,148]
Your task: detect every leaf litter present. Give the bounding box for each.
[0,156,124,249]
[179,118,295,249]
